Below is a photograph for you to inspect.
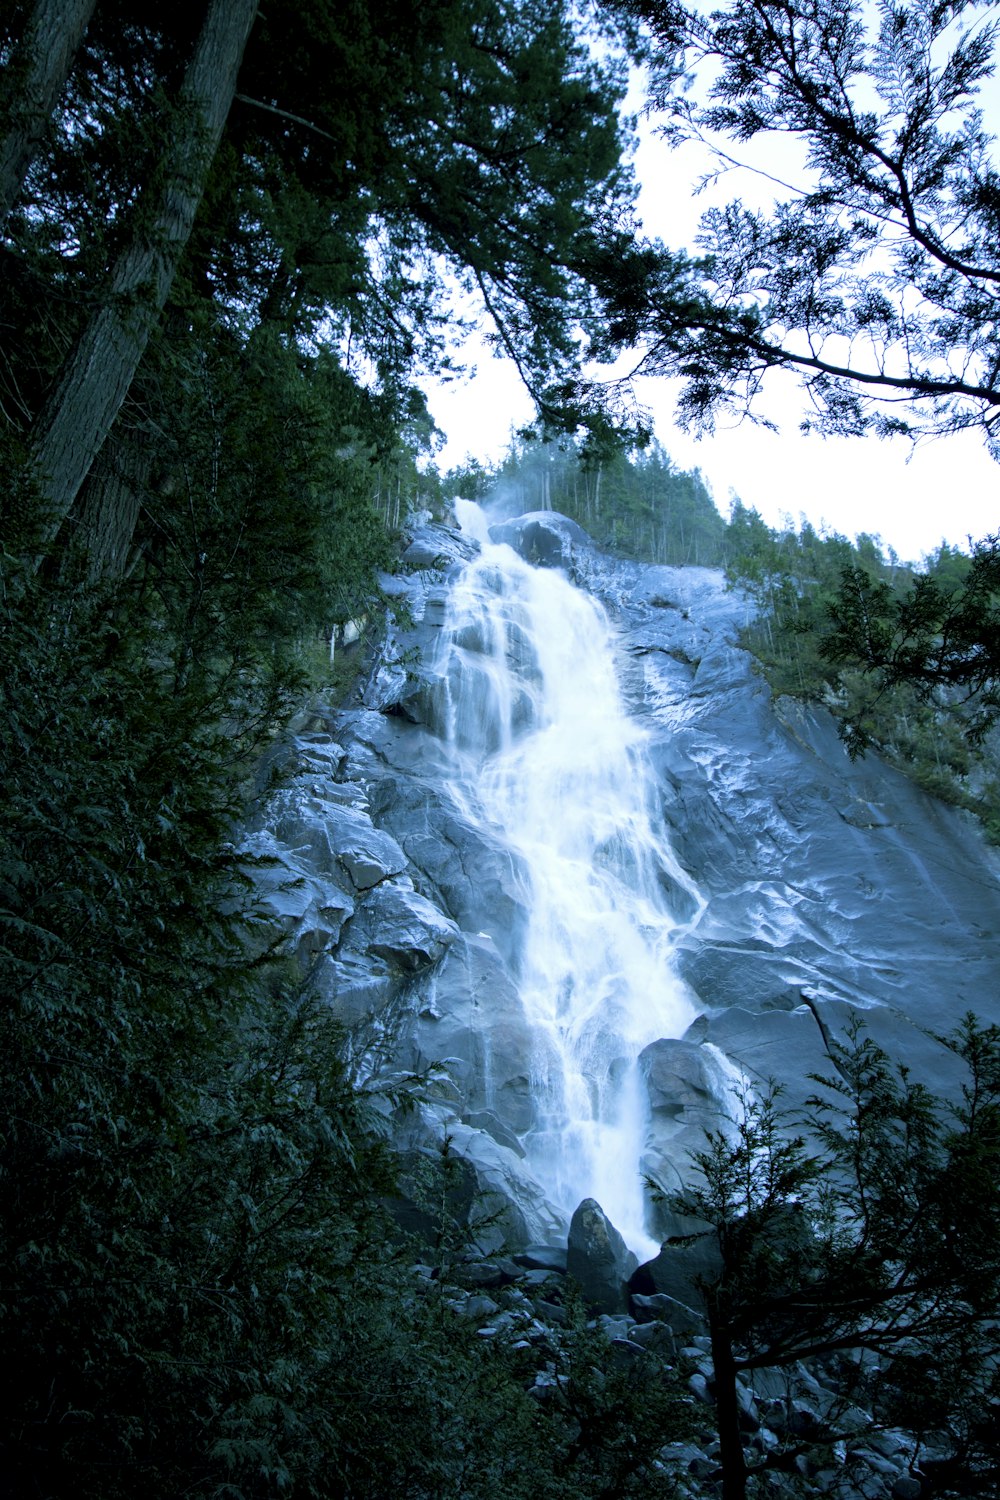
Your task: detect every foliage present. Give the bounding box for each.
[601,0,1000,452]
[0,13,691,1490]
[0,551,700,1497]
[1,0,638,583]
[722,504,1000,836]
[448,432,728,566]
[822,536,1000,746]
[655,1017,1000,1499]
[588,0,1000,747]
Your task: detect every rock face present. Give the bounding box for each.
[566,1197,638,1314]
[245,508,1000,1274]
[630,1207,723,1318]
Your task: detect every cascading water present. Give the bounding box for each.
[436,501,701,1257]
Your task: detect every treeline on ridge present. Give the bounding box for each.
[461,435,1000,840]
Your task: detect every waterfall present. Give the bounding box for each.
[436,502,699,1257]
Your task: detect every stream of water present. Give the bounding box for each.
[436,503,700,1256]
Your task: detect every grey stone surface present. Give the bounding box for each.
[489,511,591,573]
[244,505,1000,1320]
[566,1197,638,1314]
[352,881,458,972]
[367,778,530,964]
[408,933,536,1133]
[638,1037,743,1208]
[632,1208,722,1318]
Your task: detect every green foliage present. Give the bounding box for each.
[659,1018,1000,1498]
[0,8,691,1489]
[722,506,1000,836]
[601,0,1000,452]
[1,0,637,585]
[0,555,696,1496]
[823,536,1000,745]
[450,432,728,565]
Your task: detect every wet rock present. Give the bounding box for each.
[463,1109,526,1157]
[408,933,537,1134]
[242,831,354,956]
[309,953,395,1026]
[639,1037,741,1208]
[444,1123,565,1251]
[567,1198,638,1314]
[352,882,458,972]
[391,1136,532,1257]
[490,512,591,572]
[514,1245,568,1274]
[323,806,408,890]
[631,1208,722,1319]
[368,779,530,965]
[401,520,479,570]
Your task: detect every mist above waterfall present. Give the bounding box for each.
[432,502,700,1255]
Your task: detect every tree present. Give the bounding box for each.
[590,0,1000,737]
[2,0,636,578]
[653,1018,1000,1499]
[0,0,97,227]
[821,538,1000,748]
[601,0,1000,451]
[26,0,259,554]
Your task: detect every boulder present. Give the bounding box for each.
[309,952,396,1027]
[241,832,354,957]
[631,1207,722,1318]
[566,1197,638,1314]
[392,1122,564,1253]
[353,882,458,972]
[401,521,478,570]
[489,512,591,572]
[323,805,408,890]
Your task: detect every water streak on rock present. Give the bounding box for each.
[433,501,700,1254]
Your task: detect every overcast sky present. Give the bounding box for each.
[424,55,999,566]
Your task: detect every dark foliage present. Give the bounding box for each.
[601,0,1000,452]
[654,1018,1000,1499]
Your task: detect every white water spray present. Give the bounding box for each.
[439,503,700,1256]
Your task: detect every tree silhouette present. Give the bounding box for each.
[652,1017,1000,1499]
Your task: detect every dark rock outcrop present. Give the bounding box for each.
[567,1197,638,1314]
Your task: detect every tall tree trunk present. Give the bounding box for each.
[29,0,258,564]
[0,0,97,228]
[71,426,151,582]
[709,1311,749,1500]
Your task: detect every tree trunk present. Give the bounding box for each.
[709,1311,749,1500]
[0,0,97,227]
[29,0,258,564]
[71,427,151,582]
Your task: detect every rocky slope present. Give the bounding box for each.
[242,508,1000,1492]
[251,508,1000,1226]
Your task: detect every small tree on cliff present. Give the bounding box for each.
[655,1017,1000,1500]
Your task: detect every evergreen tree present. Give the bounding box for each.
[463,431,728,565]
[600,0,1000,449]
[2,0,636,579]
[654,1019,1000,1500]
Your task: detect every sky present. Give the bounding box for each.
[423,45,999,566]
